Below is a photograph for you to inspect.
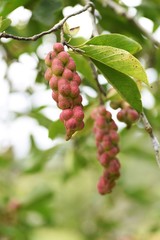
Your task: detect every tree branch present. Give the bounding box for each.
[140,112,160,168]
[0,2,94,41]
[107,0,160,48]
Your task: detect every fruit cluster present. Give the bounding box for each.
[44,42,84,140]
[91,106,120,195]
[117,107,139,128]
[110,100,139,128]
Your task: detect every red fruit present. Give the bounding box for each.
[99,152,111,166]
[96,116,106,128]
[98,106,106,116]
[109,158,121,175]
[49,75,58,90]
[72,72,81,85]
[70,82,80,98]
[52,64,64,76]
[77,121,84,130]
[65,118,77,130]
[58,79,71,97]
[102,139,112,151]
[73,95,82,105]
[109,120,118,131]
[52,91,58,102]
[117,109,126,122]
[108,147,119,158]
[62,68,73,80]
[58,51,70,64]
[44,68,52,81]
[95,131,104,141]
[45,51,56,66]
[73,106,84,121]
[66,58,76,71]
[109,130,119,144]
[97,176,111,195]
[58,95,73,109]
[127,109,139,123]
[60,109,73,121]
[53,43,64,53]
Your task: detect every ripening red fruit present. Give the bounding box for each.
[117,109,126,122]
[49,75,59,90]
[109,130,119,144]
[62,68,73,80]
[73,95,82,105]
[45,51,56,66]
[65,118,77,130]
[97,177,111,195]
[70,82,80,98]
[60,109,73,121]
[127,108,139,122]
[67,58,76,71]
[58,95,73,109]
[96,116,106,129]
[44,68,52,81]
[72,72,81,85]
[58,79,71,97]
[52,91,58,102]
[99,152,111,167]
[73,106,84,121]
[77,121,84,130]
[53,42,64,53]
[58,51,70,65]
[109,158,121,175]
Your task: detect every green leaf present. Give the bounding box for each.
[49,120,65,139]
[0,18,11,32]
[80,45,149,85]
[93,60,142,112]
[84,34,142,54]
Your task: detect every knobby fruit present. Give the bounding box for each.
[44,42,84,140]
[91,105,121,195]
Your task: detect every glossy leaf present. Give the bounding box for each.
[92,59,142,112]
[80,45,149,85]
[84,34,142,54]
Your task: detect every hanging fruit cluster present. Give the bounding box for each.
[44,43,84,140]
[91,106,121,195]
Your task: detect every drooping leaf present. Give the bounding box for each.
[93,59,142,112]
[49,120,65,139]
[80,45,149,85]
[0,18,11,32]
[84,34,142,54]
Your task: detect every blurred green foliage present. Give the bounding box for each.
[0,0,160,239]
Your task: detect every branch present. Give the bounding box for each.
[0,2,94,41]
[107,0,160,48]
[140,112,160,168]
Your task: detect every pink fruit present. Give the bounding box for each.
[72,72,81,85]
[60,109,73,121]
[49,75,59,90]
[44,68,52,81]
[66,58,76,71]
[45,51,56,66]
[58,51,70,64]
[62,68,73,80]
[65,118,77,130]
[53,43,64,53]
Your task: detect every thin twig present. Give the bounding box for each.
[0,2,94,41]
[140,112,160,168]
[107,0,160,48]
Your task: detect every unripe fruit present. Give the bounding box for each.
[117,109,126,122]
[53,42,64,53]
[73,95,82,105]
[44,68,52,81]
[51,59,64,76]
[57,51,70,64]
[127,108,139,122]
[77,121,84,130]
[99,152,111,167]
[96,116,106,129]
